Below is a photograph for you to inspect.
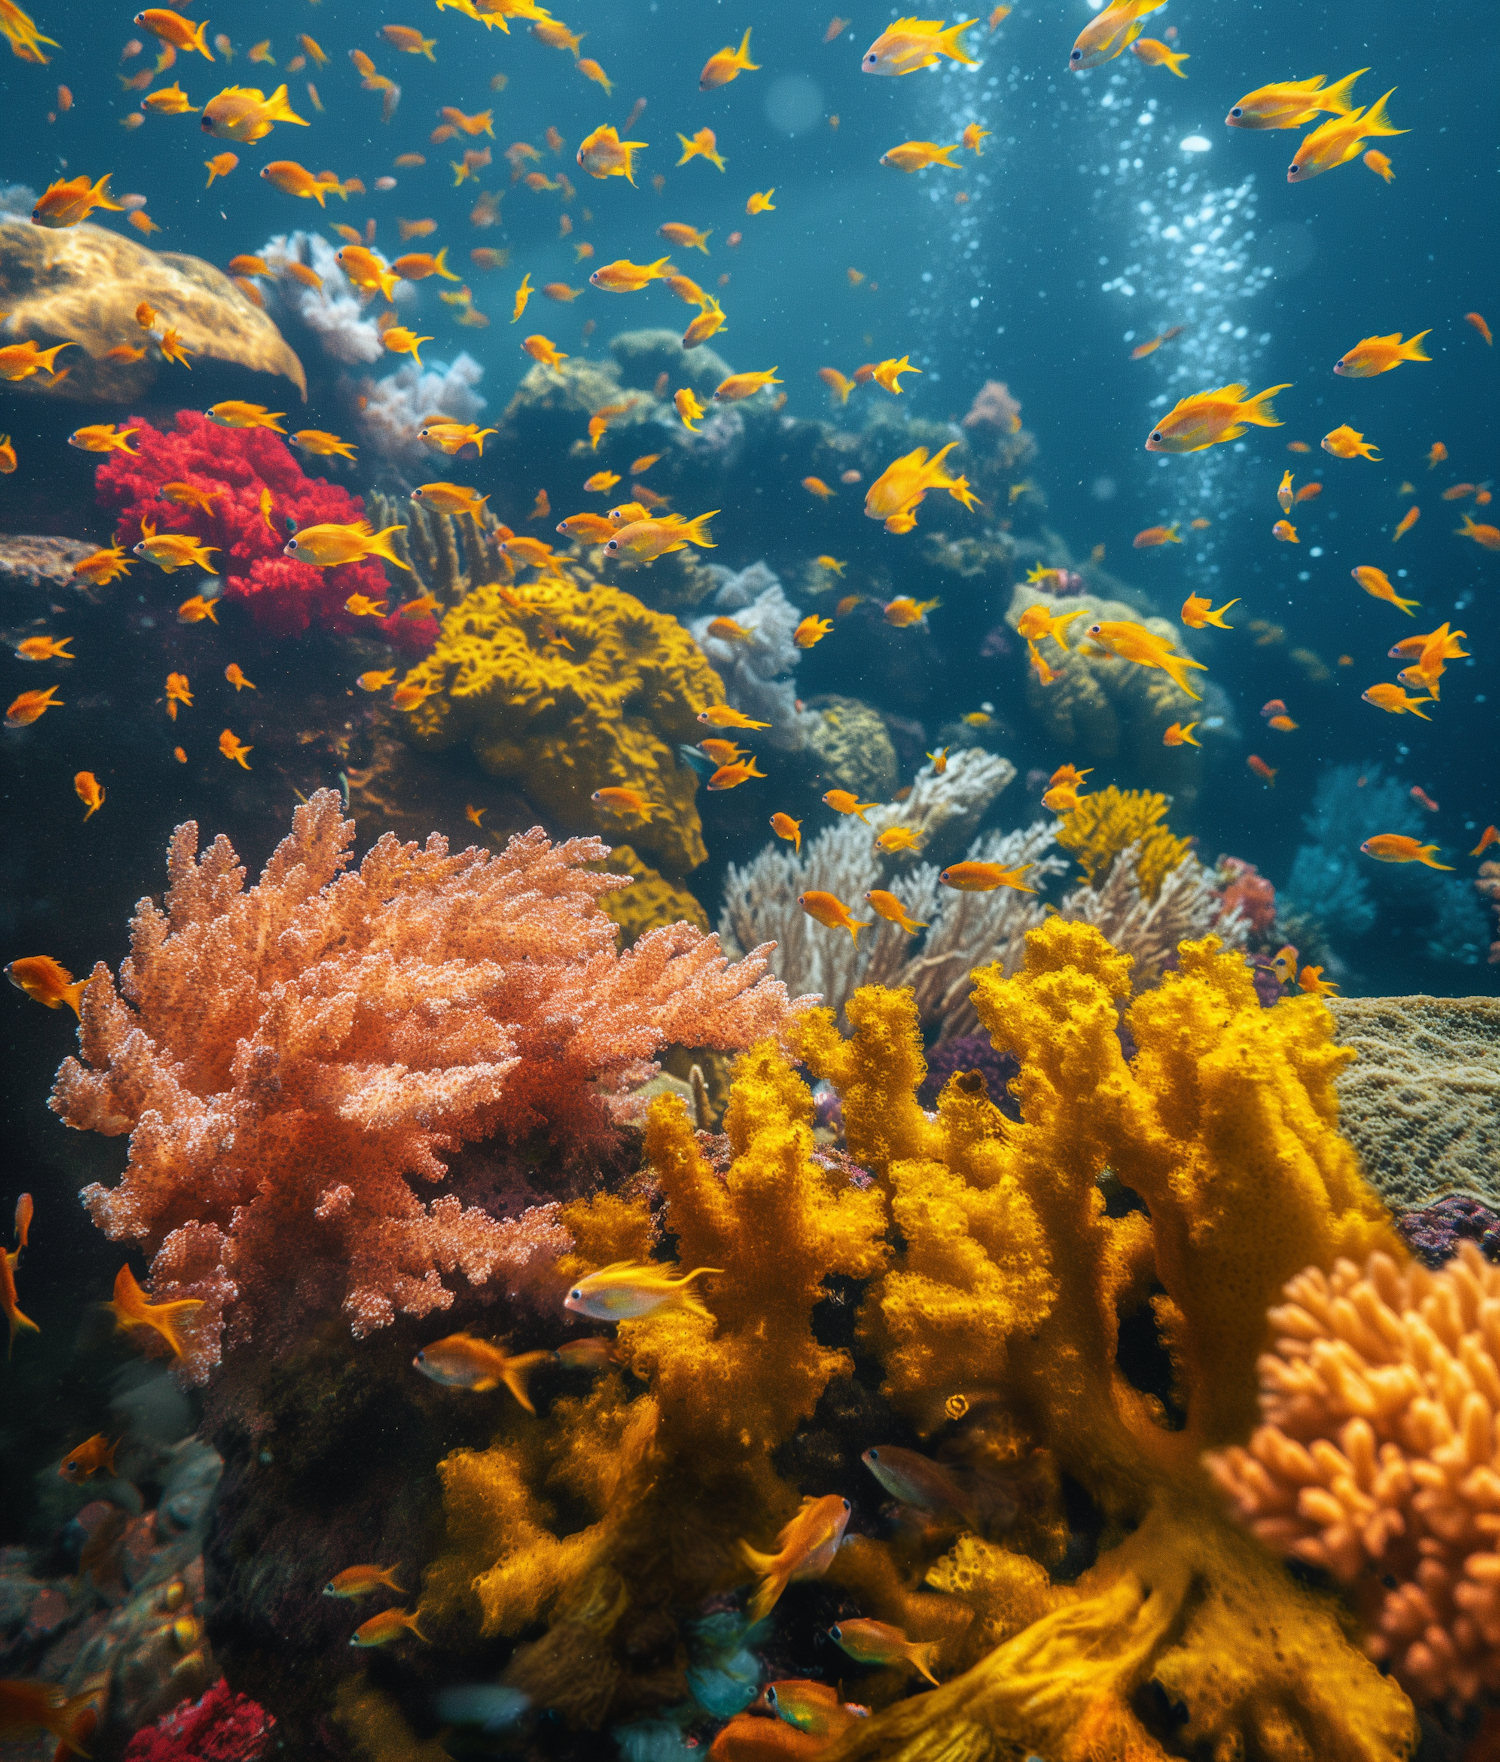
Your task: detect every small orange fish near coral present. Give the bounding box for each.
[770,812,802,854]
[350,1607,427,1648]
[1470,825,1499,857]
[59,1434,120,1482]
[107,1263,203,1358]
[1133,523,1180,548]
[591,786,660,820]
[6,686,63,727]
[938,860,1037,894]
[798,890,868,943]
[324,1565,406,1600]
[5,955,88,1015]
[412,1334,555,1411]
[1360,833,1452,869]
[739,1494,852,1622]
[1163,721,1200,747]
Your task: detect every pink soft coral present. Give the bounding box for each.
[50,791,800,1382]
[94,412,435,653]
[123,1678,275,1762]
[1217,855,1277,935]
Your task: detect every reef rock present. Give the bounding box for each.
[0,222,305,404]
[1329,994,1500,1209]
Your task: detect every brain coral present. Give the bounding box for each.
[399,578,727,874]
[1328,995,1500,1210]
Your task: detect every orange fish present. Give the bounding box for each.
[224,663,256,691]
[1392,506,1420,542]
[883,596,941,628]
[938,860,1037,894]
[32,172,125,227]
[803,476,836,500]
[708,760,767,791]
[1465,312,1492,347]
[1133,523,1180,548]
[1298,966,1340,996]
[108,1263,203,1358]
[1334,331,1431,378]
[1362,682,1432,720]
[1351,566,1419,614]
[6,686,63,727]
[591,786,660,820]
[794,616,833,649]
[1272,519,1299,543]
[324,1565,407,1599]
[219,727,253,768]
[1456,514,1500,549]
[1289,90,1405,183]
[1294,481,1323,503]
[15,635,73,662]
[1469,826,1499,857]
[201,82,308,143]
[1426,442,1448,469]
[1322,424,1380,461]
[770,813,802,854]
[0,1237,38,1355]
[412,1333,554,1410]
[59,1434,120,1482]
[1225,69,1366,130]
[797,891,868,944]
[1146,383,1289,453]
[676,127,727,172]
[1180,594,1239,630]
[700,26,758,90]
[1163,721,1200,747]
[1410,786,1440,813]
[14,1194,32,1250]
[1247,754,1277,785]
[1360,834,1452,870]
[74,771,105,819]
[1363,149,1395,182]
[5,955,87,1015]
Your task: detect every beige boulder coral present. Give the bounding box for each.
[0,221,305,404]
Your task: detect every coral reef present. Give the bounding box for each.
[1006,582,1206,798]
[1217,854,1278,937]
[1396,1194,1500,1268]
[94,412,434,651]
[365,487,509,610]
[356,352,487,471]
[720,751,1244,1031]
[399,576,728,873]
[1054,786,1193,899]
[49,791,797,1381]
[687,563,819,751]
[593,844,710,946]
[791,919,1414,1758]
[0,220,305,404]
[1207,1243,1500,1705]
[0,532,99,589]
[802,696,899,802]
[1327,995,1500,1208]
[418,1039,887,1729]
[1283,765,1491,967]
[252,232,383,367]
[123,1678,275,1762]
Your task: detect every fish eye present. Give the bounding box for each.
[1288,165,1298,176]
[286,538,299,551]
[1149,431,1161,442]
[841,1498,851,1511]
[1230,106,1242,118]
[569,1288,581,1301]
[1070,48,1082,61]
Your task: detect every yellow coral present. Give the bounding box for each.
[1054,784,1192,898]
[591,843,709,945]
[398,577,727,873]
[421,1039,888,1728]
[792,916,1414,1760]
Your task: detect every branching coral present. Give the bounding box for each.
[399,577,728,873]
[94,412,434,651]
[364,488,510,611]
[785,918,1414,1759]
[419,1044,887,1726]
[1054,785,1192,898]
[49,791,796,1381]
[1207,1243,1500,1705]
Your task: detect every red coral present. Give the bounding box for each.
[123,1678,274,1762]
[94,412,435,654]
[1216,854,1276,935]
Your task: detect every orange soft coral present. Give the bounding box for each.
[51,789,798,1381]
[1208,1242,1500,1706]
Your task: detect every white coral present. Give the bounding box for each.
[688,562,819,751]
[357,351,487,467]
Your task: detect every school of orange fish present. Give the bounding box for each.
[0,0,1497,1736]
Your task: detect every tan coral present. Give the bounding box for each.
[0,221,305,404]
[399,577,727,873]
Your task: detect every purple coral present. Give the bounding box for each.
[917,1035,1021,1118]
[1396,1196,1500,1270]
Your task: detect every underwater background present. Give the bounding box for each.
[1,0,1498,1755]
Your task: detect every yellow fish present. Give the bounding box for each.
[563,1260,721,1320]
[1361,682,1432,719]
[1334,331,1431,377]
[1289,90,1405,183]
[411,482,489,520]
[576,123,646,184]
[206,399,286,431]
[676,127,727,171]
[1226,69,1365,129]
[1146,383,1290,453]
[862,16,979,76]
[1180,594,1239,630]
[200,82,308,143]
[879,141,961,172]
[700,26,758,90]
[290,429,357,460]
[134,519,220,573]
[1322,424,1380,461]
[865,889,926,935]
[1085,619,1207,698]
[219,727,253,767]
[285,521,410,569]
[412,1333,555,1411]
[1068,0,1165,70]
[67,424,140,455]
[1359,833,1450,868]
[31,172,125,227]
[798,889,869,943]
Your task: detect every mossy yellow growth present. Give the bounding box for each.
[398,578,727,873]
[333,1678,451,1762]
[793,916,1415,1761]
[591,844,709,945]
[1054,784,1192,897]
[420,1038,888,1731]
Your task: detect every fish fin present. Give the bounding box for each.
[1239,384,1292,427]
[1400,330,1433,360]
[937,16,980,64]
[62,978,89,1018]
[192,17,213,58]
[910,1641,942,1686]
[1357,87,1406,138]
[364,525,414,570]
[266,83,310,125]
[1318,66,1368,114]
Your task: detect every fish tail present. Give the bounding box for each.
[1318,67,1368,114]
[501,1363,537,1414]
[679,511,718,549]
[266,84,310,125]
[432,246,459,281]
[1408,698,1432,719]
[381,1569,407,1593]
[7,1302,40,1355]
[406,1609,430,1643]
[1420,847,1454,870]
[1157,655,1205,700]
[62,977,89,1017]
[1239,383,1292,427]
[1396,594,1420,614]
[1401,330,1433,361]
[1359,88,1406,137]
[909,1641,942,1686]
[846,918,872,944]
[91,173,126,212]
[53,1690,99,1758]
[938,16,981,64]
[191,16,213,58]
[649,255,674,278]
[310,180,328,208]
[738,1542,788,1620]
[1164,46,1189,76]
[737,26,755,61]
[363,525,414,569]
